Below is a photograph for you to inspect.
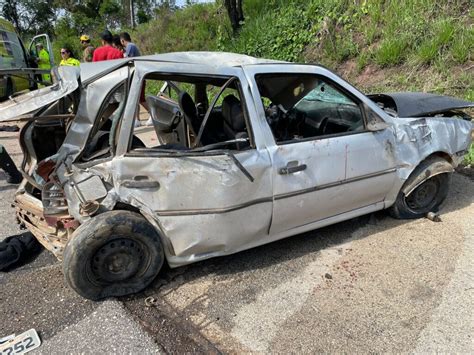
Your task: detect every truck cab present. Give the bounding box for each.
[0,19,54,100]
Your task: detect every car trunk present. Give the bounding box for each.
[1,68,81,259]
[13,112,78,259]
[1,65,131,259]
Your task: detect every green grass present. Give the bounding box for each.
[125,0,472,71]
[374,37,408,66]
[416,39,439,65]
[122,0,473,163]
[464,144,474,165]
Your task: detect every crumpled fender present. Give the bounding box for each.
[402,156,454,197]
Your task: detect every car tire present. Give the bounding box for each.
[63,211,164,300]
[389,172,451,219]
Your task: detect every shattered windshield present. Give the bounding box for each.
[298,82,355,106]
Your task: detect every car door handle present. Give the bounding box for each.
[279,163,307,175]
[122,177,160,189]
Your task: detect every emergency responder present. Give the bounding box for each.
[0,144,22,184]
[59,47,80,66]
[80,35,95,63]
[35,43,51,83]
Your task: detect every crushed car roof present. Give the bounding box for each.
[79,51,286,82]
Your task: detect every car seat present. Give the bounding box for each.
[222,95,248,141]
[178,91,202,136]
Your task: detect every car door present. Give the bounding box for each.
[244,64,398,235]
[112,64,274,261]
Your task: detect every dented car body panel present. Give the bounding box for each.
[3,52,472,266]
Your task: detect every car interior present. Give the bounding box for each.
[79,74,253,162]
[139,74,252,152]
[255,73,366,143]
[80,73,368,161]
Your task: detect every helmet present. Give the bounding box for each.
[80,35,90,41]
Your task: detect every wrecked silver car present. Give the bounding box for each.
[0,52,472,300]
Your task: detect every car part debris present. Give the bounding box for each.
[426,211,441,222]
[0,124,19,132]
[0,329,41,354]
[145,296,159,307]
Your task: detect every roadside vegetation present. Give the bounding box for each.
[129,0,473,163]
[130,0,472,97]
[2,0,472,163]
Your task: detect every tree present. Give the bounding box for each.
[224,0,244,34]
[53,0,156,31]
[1,0,56,36]
[1,0,23,33]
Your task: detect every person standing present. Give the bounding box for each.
[120,32,141,58]
[80,35,95,63]
[119,32,147,124]
[92,30,124,62]
[35,43,51,83]
[0,144,22,184]
[59,47,80,67]
[112,34,124,54]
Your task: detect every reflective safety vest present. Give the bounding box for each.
[38,48,51,82]
[60,57,80,66]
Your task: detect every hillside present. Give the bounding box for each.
[132,0,472,95]
[130,0,473,162]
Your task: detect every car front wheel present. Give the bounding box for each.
[63,211,164,300]
[389,173,450,219]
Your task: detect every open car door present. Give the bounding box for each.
[28,34,55,68]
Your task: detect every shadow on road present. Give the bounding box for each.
[143,174,472,291]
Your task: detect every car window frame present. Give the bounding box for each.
[76,79,129,163]
[254,72,370,146]
[125,72,257,155]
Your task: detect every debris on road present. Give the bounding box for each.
[0,329,41,354]
[0,125,19,132]
[426,212,442,222]
[145,296,159,307]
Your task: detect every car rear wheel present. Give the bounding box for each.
[63,211,164,300]
[389,173,450,219]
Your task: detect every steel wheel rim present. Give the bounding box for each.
[405,178,439,212]
[89,238,148,283]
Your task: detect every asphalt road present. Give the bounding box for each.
[0,126,472,353]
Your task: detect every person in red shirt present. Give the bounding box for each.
[92,30,124,62]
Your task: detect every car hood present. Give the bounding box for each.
[368,92,474,118]
[0,66,80,122]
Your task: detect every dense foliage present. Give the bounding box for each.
[1,0,473,162]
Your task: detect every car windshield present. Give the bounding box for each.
[298,82,355,106]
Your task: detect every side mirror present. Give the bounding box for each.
[365,105,390,131]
